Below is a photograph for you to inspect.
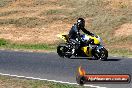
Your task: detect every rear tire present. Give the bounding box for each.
[57,43,72,58]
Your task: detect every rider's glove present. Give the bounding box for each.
[91,33,98,38]
[91,33,95,37]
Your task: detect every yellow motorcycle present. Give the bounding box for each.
[57,33,108,61]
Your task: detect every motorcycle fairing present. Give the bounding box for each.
[82,34,101,45]
[81,46,92,57]
[57,34,69,42]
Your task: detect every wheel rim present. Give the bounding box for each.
[94,48,107,60]
[57,46,65,57]
[57,45,72,58]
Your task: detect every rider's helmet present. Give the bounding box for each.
[77,18,85,29]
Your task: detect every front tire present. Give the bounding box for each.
[100,48,108,61]
[93,47,108,61]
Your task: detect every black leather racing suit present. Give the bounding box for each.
[68,24,93,54]
[69,24,92,40]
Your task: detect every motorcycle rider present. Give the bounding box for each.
[68,18,94,55]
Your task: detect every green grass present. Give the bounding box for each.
[109,48,132,57]
[0,75,85,88]
[9,44,56,50]
[0,38,9,46]
[0,39,56,51]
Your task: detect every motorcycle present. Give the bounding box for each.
[57,33,108,61]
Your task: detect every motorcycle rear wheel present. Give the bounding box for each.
[57,43,72,58]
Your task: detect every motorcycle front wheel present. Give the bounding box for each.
[93,47,108,61]
[99,48,108,61]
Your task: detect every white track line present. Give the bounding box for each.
[0,73,107,88]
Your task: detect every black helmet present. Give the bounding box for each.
[77,18,85,28]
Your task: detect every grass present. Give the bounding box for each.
[0,17,47,28]
[0,10,19,17]
[44,9,64,15]
[108,35,132,44]
[0,38,9,46]
[0,38,56,51]
[1,0,132,29]
[0,0,14,7]
[33,0,60,6]
[0,75,84,88]
[40,8,73,23]
[69,0,132,31]
[1,0,132,30]
[0,38,131,57]
[109,48,132,57]
[9,44,56,50]
[1,0,132,32]
[41,9,72,16]
[0,16,68,28]
[15,17,46,28]
[0,1,131,88]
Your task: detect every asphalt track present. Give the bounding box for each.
[0,50,132,88]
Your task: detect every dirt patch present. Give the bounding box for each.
[0,0,73,44]
[0,5,64,19]
[10,0,33,7]
[107,42,132,51]
[48,0,60,2]
[107,0,132,8]
[105,0,132,11]
[0,21,71,44]
[114,23,132,37]
[113,23,132,50]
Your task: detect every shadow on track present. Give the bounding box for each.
[70,57,121,61]
[70,57,94,60]
[104,58,121,61]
